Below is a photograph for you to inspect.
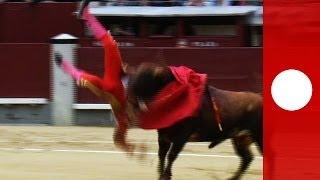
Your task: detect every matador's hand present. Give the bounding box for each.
[77,78,88,87]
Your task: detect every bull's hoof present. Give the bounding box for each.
[159,175,171,180]
[227,176,240,180]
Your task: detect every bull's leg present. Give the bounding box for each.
[253,131,263,154]
[158,118,197,180]
[158,135,171,177]
[160,141,186,180]
[247,118,263,154]
[249,110,263,154]
[229,135,253,180]
[251,121,263,154]
[208,138,226,149]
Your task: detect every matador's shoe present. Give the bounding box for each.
[77,0,91,19]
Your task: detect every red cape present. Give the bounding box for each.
[140,66,207,129]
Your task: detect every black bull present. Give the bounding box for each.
[127,64,263,180]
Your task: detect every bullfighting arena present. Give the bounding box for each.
[0,126,262,180]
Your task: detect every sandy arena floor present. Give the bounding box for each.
[0,126,262,180]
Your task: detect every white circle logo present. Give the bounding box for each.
[271,69,312,111]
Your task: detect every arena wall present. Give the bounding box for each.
[0,44,261,125]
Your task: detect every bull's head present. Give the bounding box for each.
[128,63,174,112]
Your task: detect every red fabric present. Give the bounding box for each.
[140,66,207,129]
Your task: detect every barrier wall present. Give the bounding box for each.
[0,45,261,100]
[0,44,261,125]
[0,43,50,98]
[0,3,82,43]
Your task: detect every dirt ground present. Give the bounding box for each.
[0,126,262,180]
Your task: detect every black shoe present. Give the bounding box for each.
[54,53,63,66]
[77,0,91,19]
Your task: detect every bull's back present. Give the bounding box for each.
[209,86,262,129]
